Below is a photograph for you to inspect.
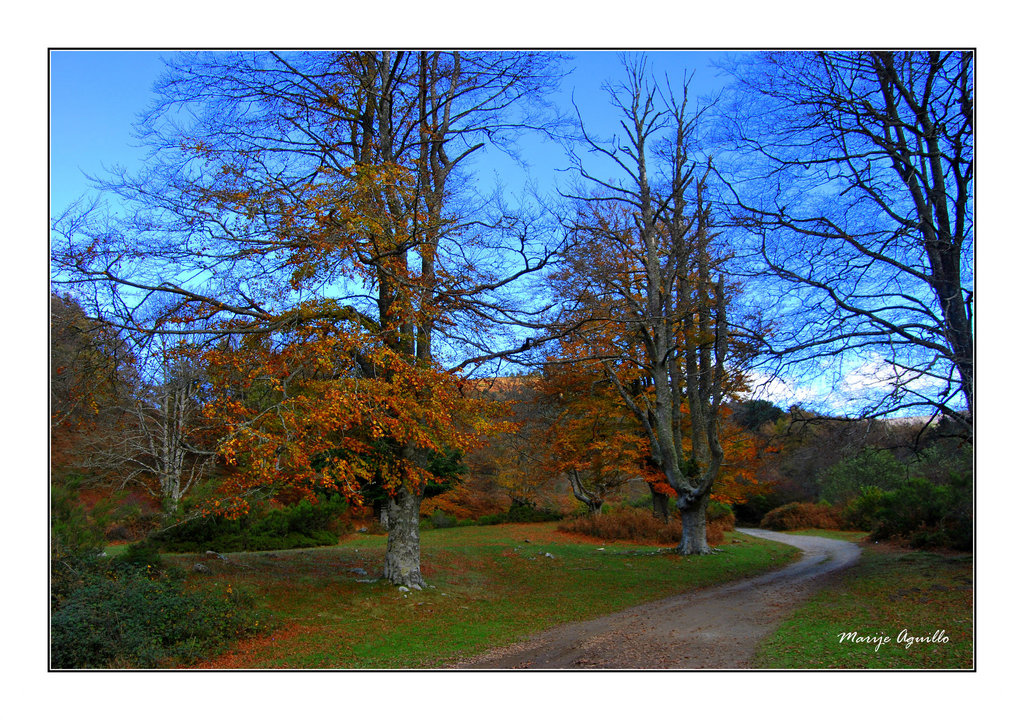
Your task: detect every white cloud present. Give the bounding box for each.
[837,355,900,395]
[740,371,823,408]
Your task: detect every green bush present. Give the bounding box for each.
[110,542,165,574]
[104,500,161,542]
[818,448,907,505]
[846,474,972,551]
[428,510,458,529]
[149,494,347,553]
[51,479,109,611]
[477,504,562,525]
[50,484,267,668]
[627,495,654,509]
[51,565,263,668]
[51,478,107,557]
[843,485,887,530]
[508,503,562,523]
[706,500,735,527]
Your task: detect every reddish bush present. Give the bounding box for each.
[705,514,735,546]
[759,502,843,531]
[558,506,734,547]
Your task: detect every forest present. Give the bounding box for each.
[49,50,973,669]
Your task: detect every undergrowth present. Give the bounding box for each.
[557,504,735,545]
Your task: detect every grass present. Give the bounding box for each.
[169,521,800,668]
[753,542,974,669]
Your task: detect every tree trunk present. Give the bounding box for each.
[677,491,712,555]
[567,468,603,516]
[650,485,670,522]
[382,484,424,588]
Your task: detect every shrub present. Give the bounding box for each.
[149,494,347,553]
[706,500,735,528]
[846,474,972,550]
[104,501,161,543]
[558,504,733,546]
[760,502,843,531]
[627,495,654,509]
[51,478,107,558]
[476,504,563,525]
[51,564,263,668]
[705,501,736,545]
[51,485,266,668]
[842,486,885,530]
[428,510,458,529]
[559,507,681,544]
[818,448,907,505]
[704,520,727,546]
[506,503,562,523]
[110,542,165,573]
[51,479,109,612]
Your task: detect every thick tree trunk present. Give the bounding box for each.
[382,484,425,588]
[677,491,712,555]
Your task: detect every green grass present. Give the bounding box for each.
[753,545,973,669]
[168,522,800,668]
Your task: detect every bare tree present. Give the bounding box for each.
[83,335,216,513]
[716,51,973,434]
[559,60,733,554]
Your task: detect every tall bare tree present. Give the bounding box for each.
[716,51,973,434]
[82,335,215,513]
[559,60,733,554]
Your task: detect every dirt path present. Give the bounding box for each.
[453,529,861,669]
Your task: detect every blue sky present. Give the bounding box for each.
[50,51,170,212]
[49,50,729,215]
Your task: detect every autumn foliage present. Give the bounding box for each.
[198,325,494,518]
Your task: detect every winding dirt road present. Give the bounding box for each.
[454,528,861,669]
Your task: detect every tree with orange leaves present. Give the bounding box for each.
[540,319,770,521]
[52,51,564,587]
[541,364,640,514]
